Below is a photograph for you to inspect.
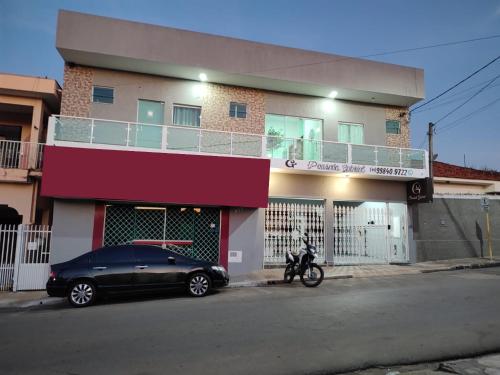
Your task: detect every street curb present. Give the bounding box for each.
[0,296,64,310]
[228,274,354,288]
[420,262,500,274]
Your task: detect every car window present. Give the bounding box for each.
[71,252,92,265]
[134,246,172,263]
[93,246,136,264]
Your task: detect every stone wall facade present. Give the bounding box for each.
[385,107,410,148]
[201,84,265,134]
[60,64,93,117]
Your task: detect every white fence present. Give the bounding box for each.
[0,225,51,291]
[0,140,44,170]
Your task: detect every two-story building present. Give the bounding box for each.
[0,73,60,225]
[43,10,428,275]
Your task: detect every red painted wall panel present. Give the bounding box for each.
[41,146,270,208]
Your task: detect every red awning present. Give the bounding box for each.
[41,146,270,208]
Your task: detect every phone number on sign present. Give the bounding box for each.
[369,167,413,176]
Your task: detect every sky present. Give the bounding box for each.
[1,0,500,169]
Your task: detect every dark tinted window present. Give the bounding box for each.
[134,246,172,263]
[386,120,401,134]
[71,252,92,265]
[93,246,136,264]
[92,86,114,104]
[229,102,246,118]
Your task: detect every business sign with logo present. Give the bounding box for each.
[407,179,431,204]
[272,159,428,179]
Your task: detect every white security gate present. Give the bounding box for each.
[264,199,325,265]
[0,225,51,291]
[0,225,17,291]
[332,202,408,265]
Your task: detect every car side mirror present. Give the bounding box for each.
[167,256,176,265]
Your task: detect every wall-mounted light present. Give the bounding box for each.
[321,99,335,113]
[193,83,207,99]
[328,90,338,99]
[199,73,208,82]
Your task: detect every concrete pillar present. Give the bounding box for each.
[324,198,334,264]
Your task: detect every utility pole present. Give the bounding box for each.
[428,122,435,202]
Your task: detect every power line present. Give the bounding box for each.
[239,34,500,75]
[436,96,500,134]
[410,54,500,113]
[411,80,500,114]
[434,74,500,125]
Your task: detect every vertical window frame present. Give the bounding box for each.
[229,102,247,119]
[172,104,202,128]
[338,121,365,144]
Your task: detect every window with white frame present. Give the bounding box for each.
[229,102,247,118]
[386,120,401,134]
[92,86,114,104]
[338,122,364,144]
[173,105,201,127]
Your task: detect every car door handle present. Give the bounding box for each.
[93,266,107,270]
[135,265,149,269]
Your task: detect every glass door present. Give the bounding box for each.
[387,203,408,263]
[135,100,164,149]
[265,114,322,161]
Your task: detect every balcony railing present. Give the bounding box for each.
[0,140,44,170]
[48,115,427,170]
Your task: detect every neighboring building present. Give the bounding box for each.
[413,161,500,261]
[0,73,61,225]
[43,10,428,274]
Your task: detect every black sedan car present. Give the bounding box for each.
[46,244,229,307]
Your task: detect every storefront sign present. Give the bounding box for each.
[273,159,427,179]
[407,179,431,204]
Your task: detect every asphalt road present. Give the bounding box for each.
[2,268,500,375]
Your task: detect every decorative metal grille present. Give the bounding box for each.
[264,199,325,265]
[104,205,220,263]
[333,203,387,265]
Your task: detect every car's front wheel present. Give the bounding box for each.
[68,280,96,307]
[187,273,211,297]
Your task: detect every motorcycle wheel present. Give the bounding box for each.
[300,264,324,287]
[283,264,295,283]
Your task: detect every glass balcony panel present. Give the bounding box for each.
[167,127,200,152]
[266,137,295,159]
[401,149,425,169]
[232,134,262,157]
[54,117,92,143]
[92,120,128,146]
[200,131,231,154]
[351,144,376,165]
[129,124,162,149]
[322,142,348,163]
[377,147,401,167]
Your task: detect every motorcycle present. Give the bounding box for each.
[283,233,324,287]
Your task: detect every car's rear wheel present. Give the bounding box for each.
[187,273,211,297]
[68,280,96,307]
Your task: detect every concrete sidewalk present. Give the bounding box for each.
[1,257,499,309]
[0,290,56,309]
[229,257,500,287]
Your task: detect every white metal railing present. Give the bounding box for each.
[0,140,44,170]
[48,115,427,170]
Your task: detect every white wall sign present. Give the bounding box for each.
[228,250,242,263]
[27,242,38,251]
[271,159,428,179]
